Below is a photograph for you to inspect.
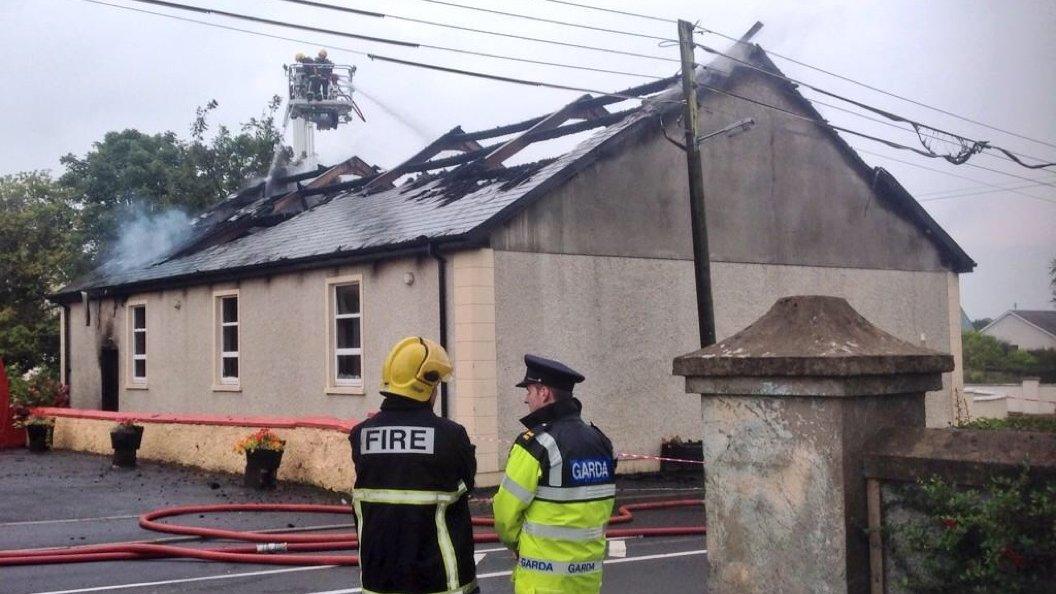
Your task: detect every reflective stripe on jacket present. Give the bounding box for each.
[350,396,478,594]
[493,397,615,594]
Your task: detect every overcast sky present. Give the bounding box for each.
[2,0,1054,319]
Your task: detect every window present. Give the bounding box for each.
[328,278,363,391]
[214,291,239,387]
[130,304,147,383]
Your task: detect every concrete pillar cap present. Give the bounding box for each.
[673,295,953,378]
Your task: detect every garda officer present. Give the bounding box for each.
[350,337,479,594]
[493,355,616,594]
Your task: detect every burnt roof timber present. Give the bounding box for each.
[483,94,594,169]
[399,108,636,175]
[451,75,680,144]
[273,155,378,214]
[365,126,469,191]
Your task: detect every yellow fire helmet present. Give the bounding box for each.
[381,337,453,402]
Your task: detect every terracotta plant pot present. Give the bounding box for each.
[26,424,51,452]
[244,448,284,489]
[110,425,145,468]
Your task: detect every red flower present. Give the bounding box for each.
[1000,546,1026,569]
[940,517,958,529]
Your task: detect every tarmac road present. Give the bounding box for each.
[0,449,706,593]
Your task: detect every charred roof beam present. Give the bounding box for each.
[482,94,595,169]
[365,126,484,192]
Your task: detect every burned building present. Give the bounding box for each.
[52,43,973,483]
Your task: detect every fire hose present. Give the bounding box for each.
[0,499,705,567]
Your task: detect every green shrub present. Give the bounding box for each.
[958,417,1056,433]
[888,472,1056,593]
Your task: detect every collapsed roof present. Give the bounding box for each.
[54,41,973,302]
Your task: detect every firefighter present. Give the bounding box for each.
[349,337,479,594]
[314,48,333,99]
[493,355,616,594]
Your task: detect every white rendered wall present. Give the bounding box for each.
[493,251,959,467]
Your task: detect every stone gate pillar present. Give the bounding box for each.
[673,296,952,594]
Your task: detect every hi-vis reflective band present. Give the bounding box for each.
[518,556,603,575]
[535,483,616,502]
[524,520,605,541]
[363,579,479,594]
[353,481,467,505]
[500,475,534,505]
[534,432,563,486]
[361,426,435,454]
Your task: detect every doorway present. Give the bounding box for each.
[100,344,118,412]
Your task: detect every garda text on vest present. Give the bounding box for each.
[569,457,611,485]
[361,426,435,454]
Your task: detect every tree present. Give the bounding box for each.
[59,96,287,260]
[971,318,993,331]
[2,97,288,374]
[0,172,82,371]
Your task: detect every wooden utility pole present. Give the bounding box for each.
[677,19,716,347]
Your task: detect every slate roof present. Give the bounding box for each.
[1003,310,1056,338]
[54,42,974,302]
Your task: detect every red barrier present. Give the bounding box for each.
[0,358,26,449]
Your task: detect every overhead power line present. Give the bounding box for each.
[918,183,1054,203]
[691,78,1056,190]
[110,0,668,79]
[397,0,675,43]
[135,0,1056,173]
[852,146,1056,206]
[84,0,677,104]
[87,0,1055,192]
[277,0,679,64]
[916,181,1049,198]
[691,42,1055,170]
[536,0,1056,152]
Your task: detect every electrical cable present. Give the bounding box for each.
[692,77,1056,190]
[851,145,1056,206]
[534,0,1056,151]
[918,184,1053,203]
[82,0,677,104]
[916,181,1047,199]
[133,0,681,65]
[396,0,676,43]
[84,0,1052,190]
[691,42,1055,170]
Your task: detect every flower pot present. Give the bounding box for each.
[110,425,144,468]
[26,424,51,452]
[244,448,284,489]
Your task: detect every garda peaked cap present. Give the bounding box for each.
[515,354,585,392]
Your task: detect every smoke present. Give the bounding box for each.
[105,204,193,272]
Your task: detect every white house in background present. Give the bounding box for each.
[981,310,1056,351]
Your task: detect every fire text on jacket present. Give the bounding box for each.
[361,426,435,454]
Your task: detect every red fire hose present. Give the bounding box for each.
[0,499,704,566]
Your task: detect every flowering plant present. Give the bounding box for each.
[234,428,286,454]
[7,364,68,429]
[113,417,142,429]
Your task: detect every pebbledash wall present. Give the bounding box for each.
[488,68,969,459]
[66,257,439,420]
[62,252,509,484]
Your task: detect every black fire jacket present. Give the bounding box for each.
[349,396,478,594]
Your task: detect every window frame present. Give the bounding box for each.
[325,275,364,395]
[212,289,241,391]
[127,301,148,388]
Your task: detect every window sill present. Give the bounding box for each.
[212,384,242,393]
[326,385,365,396]
[127,383,149,391]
